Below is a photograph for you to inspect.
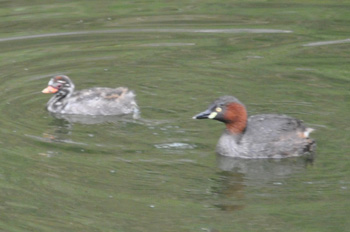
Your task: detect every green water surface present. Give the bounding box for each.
[0,1,349,232]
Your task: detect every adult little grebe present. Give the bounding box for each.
[193,96,315,158]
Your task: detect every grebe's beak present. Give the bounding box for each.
[192,109,217,119]
[42,86,59,94]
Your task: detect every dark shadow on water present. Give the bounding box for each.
[212,155,314,212]
[50,113,138,125]
[216,155,313,176]
[37,114,139,145]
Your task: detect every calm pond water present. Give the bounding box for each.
[0,1,349,232]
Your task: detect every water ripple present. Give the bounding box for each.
[154,142,197,149]
[303,38,350,47]
[0,28,293,42]
[139,43,196,47]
